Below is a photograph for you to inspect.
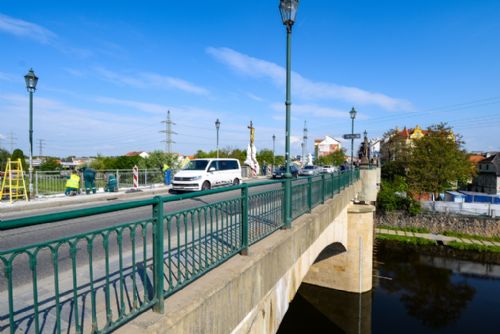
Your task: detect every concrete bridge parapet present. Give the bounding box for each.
[119,177,376,334]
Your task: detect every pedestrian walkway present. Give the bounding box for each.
[376,228,500,247]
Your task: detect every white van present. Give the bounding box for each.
[172,158,242,192]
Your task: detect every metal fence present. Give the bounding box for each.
[421,200,500,217]
[0,169,359,333]
[34,169,164,197]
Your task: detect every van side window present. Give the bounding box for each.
[219,160,228,170]
[228,160,238,170]
[208,161,219,171]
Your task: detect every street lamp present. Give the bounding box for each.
[279,0,299,228]
[24,68,38,199]
[272,134,276,169]
[215,118,221,158]
[349,107,357,170]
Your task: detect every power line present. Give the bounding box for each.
[160,110,177,154]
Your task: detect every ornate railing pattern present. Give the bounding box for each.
[0,169,359,333]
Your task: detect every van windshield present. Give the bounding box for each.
[183,160,209,171]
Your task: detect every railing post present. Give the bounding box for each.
[145,168,148,187]
[35,171,38,197]
[307,176,312,212]
[116,169,120,189]
[152,196,165,313]
[240,184,249,255]
[321,174,326,204]
[284,178,292,229]
[330,172,334,198]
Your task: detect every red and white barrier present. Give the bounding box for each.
[133,165,139,189]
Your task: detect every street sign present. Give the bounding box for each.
[343,134,361,139]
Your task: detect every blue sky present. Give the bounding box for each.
[0,0,499,157]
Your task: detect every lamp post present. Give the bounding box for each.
[279,0,299,228]
[215,118,220,158]
[272,134,276,170]
[24,69,38,199]
[349,107,357,170]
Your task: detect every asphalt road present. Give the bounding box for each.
[0,179,293,293]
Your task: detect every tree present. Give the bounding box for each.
[407,124,474,197]
[11,149,27,170]
[380,128,411,181]
[139,151,180,171]
[0,148,10,170]
[256,149,274,167]
[315,149,346,166]
[40,157,62,171]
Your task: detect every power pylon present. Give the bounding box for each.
[160,110,177,154]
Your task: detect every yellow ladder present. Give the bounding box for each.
[0,158,28,203]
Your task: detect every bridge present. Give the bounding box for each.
[0,168,379,333]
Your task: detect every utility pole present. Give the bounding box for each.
[160,110,176,154]
[302,120,308,164]
[8,131,17,153]
[38,139,45,157]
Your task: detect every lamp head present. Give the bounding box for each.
[24,68,38,92]
[349,107,357,120]
[279,0,299,27]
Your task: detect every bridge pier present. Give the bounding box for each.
[303,203,375,293]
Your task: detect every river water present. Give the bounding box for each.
[278,239,500,333]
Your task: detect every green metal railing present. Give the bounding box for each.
[34,169,164,196]
[0,169,359,333]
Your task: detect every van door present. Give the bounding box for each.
[206,160,220,187]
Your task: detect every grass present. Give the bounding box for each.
[377,225,430,234]
[442,231,500,243]
[376,233,436,246]
[446,241,500,253]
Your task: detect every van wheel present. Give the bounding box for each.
[233,178,240,185]
[201,181,211,191]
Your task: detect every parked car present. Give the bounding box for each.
[272,165,299,179]
[299,165,321,176]
[171,158,241,192]
[320,165,337,173]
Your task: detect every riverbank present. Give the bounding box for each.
[376,211,500,238]
[376,228,500,254]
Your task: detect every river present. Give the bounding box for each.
[278,239,500,333]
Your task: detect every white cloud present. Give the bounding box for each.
[94,96,166,114]
[0,13,56,44]
[207,47,412,111]
[290,135,302,145]
[246,92,265,102]
[94,67,210,96]
[271,102,348,119]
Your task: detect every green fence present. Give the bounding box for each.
[34,169,164,196]
[0,169,359,333]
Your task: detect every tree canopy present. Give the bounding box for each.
[40,157,62,171]
[315,149,346,166]
[406,124,474,196]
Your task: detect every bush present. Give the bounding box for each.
[377,177,421,215]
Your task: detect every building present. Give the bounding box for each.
[314,136,342,159]
[470,152,500,195]
[126,151,150,159]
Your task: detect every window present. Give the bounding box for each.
[219,160,239,170]
[208,161,219,171]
